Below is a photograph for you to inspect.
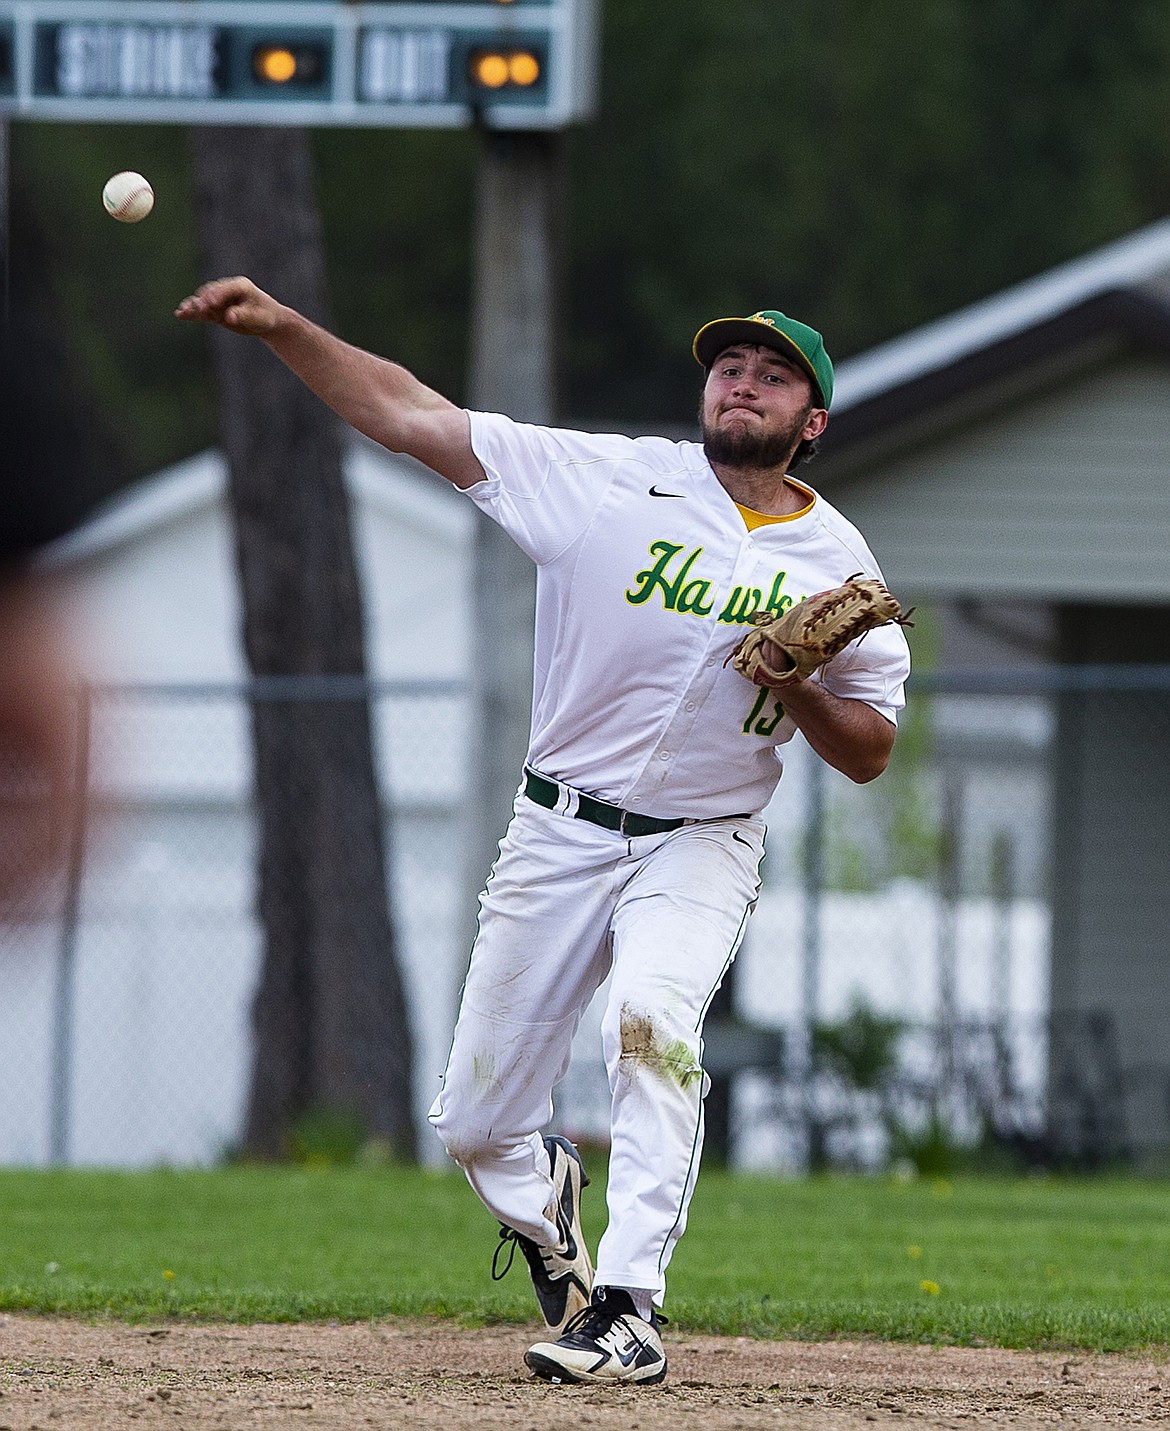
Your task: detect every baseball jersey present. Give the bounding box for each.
[462,411,911,820]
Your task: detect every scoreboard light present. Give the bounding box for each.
[224,26,331,99]
[252,42,325,87]
[508,51,541,86]
[468,45,543,93]
[254,45,295,83]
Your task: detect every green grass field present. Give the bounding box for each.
[1,1163,1169,1351]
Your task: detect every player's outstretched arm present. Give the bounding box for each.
[175,277,486,490]
[775,678,896,784]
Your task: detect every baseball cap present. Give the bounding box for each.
[692,310,834,408]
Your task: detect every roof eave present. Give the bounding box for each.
[817,286,1170,481]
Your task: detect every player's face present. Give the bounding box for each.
[700,344,827,469]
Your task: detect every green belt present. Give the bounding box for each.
[524,769,691,838]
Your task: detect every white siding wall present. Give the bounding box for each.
[827,359,1170,603]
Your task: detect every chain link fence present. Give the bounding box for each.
[1,670,1166,1171]
[0,679,471,1169]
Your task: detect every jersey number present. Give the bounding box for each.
[742,688,785,736]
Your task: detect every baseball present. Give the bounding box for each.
[102,171,154,223]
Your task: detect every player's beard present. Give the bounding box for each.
[700,401,811,472]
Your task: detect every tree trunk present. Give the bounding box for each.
[190,125,415,1160]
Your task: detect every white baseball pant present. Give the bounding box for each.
[428,790,765,1301]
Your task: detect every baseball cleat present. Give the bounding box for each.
[492,1134,594,1336]
[525,1285,668,1385]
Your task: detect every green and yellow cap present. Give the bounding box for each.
[693,310,833,408]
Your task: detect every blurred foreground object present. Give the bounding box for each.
[0,571,75,908]
[0,215,95,910]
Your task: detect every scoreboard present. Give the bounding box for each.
[0,0,597,129]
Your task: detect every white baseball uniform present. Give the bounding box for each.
[429,412,910,1302]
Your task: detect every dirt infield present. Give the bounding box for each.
[1,1314,1168,1429]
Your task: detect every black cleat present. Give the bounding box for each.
[492,1135,593,1336]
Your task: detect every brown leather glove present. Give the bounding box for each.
[728,575,910,688]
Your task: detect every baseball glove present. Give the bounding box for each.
[727,575,910,688]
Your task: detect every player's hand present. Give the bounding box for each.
[753,638,801,687]
[175,276,283,336]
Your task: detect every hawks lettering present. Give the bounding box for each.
[625,542,716,616]
[717,572,793,625]
[626,543,796,626]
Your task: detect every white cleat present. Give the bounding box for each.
[525,1285,667,1386]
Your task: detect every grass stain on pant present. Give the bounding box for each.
[619,1006,704,1091]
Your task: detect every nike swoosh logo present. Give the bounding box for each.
[649,485,685,498]
[732,830,754,849]
[612,1337,643,1367]
[556,1180,578,1259]
[553,1207,578,1262]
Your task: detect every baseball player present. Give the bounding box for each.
[177,283,911,1386]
